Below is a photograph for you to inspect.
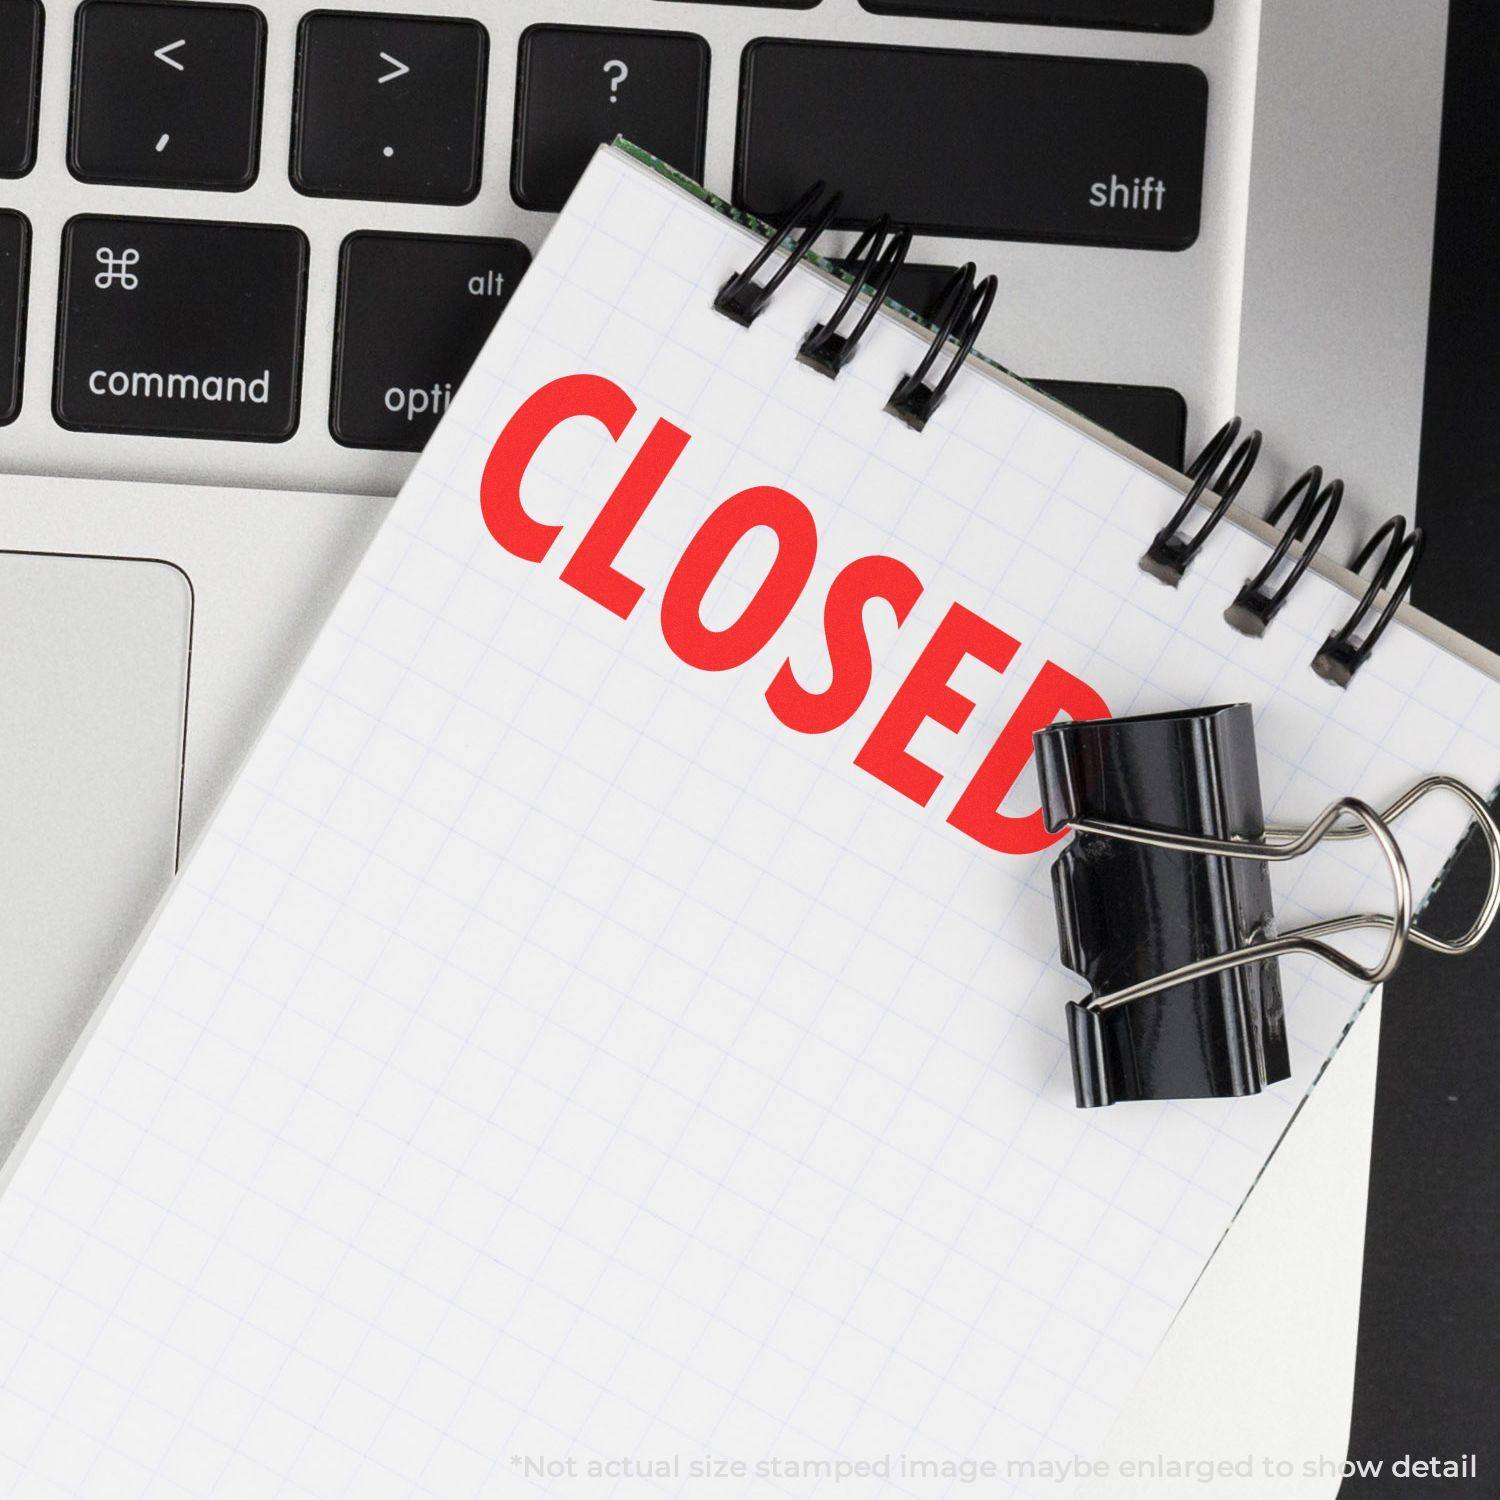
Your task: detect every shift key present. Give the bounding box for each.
[55,216,308,440]
[737,42,1207,250]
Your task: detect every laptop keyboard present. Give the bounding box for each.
[1,0,1218,481]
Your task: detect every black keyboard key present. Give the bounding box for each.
[55,217,307,441]
[857,0,1212,33]
[292,12,487,204]
[513,26,709,212]
[737,42,1207,249]
[1030,379,1186,468]
[0,0,43,177]
[0,211,29,424]
[69,1,266,190]
[332,231,530,451]
[831,260,957,322]
[832,259,1188,465]
[884,263,958,320]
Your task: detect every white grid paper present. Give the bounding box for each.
[2,148,1498,1500]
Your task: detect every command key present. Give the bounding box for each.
[55,216,308,441]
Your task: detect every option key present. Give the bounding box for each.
[331,231,530,451]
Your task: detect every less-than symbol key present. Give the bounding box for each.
[69,3,266,190]
[150,40,183,153]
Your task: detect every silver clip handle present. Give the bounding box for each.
[1069,776,1499,1014]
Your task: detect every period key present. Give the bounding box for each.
[55,216,308,440]
[292,12,488,204]
[331,231,530,450]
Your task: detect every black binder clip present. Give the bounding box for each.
[1035,705,1500,1107]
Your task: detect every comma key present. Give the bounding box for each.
[331,231,530,451]
[55,216,308,441]
[68,1,266,190]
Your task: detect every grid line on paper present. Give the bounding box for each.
[2,146,1500,1500]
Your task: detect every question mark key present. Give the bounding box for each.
[513,26,709,213]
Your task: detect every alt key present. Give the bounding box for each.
[331,231,530,450]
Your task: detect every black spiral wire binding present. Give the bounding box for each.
[1140,417,1263,585]
[1312,516,1425,687]
[715,186,1425,685]
[1140,420,1423,681]
[714,181,842,328]
[716,186,994,429]
[1224,466,1344,636]
[798,216,912,378]
[885,264,998,431]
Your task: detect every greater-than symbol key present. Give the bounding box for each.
[292,13,487,204]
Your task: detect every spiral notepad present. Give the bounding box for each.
[2,142,1498,1499]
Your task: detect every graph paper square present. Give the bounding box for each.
[2,145,1499,1500]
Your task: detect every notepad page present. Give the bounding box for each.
[2,146,1497,1500]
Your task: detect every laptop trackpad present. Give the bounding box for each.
[0,550,192,1161]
